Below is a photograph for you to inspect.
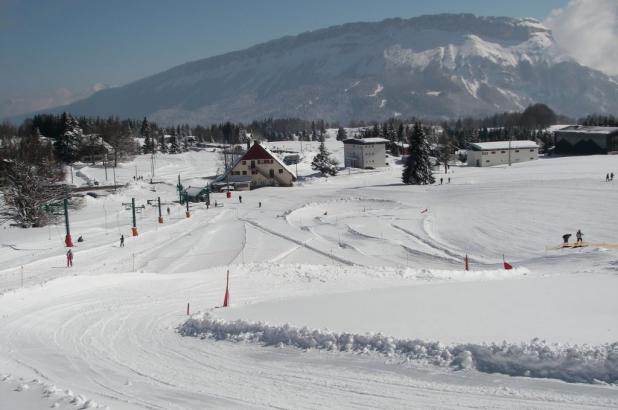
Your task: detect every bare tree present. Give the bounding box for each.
[1,159,64,227]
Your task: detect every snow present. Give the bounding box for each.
[368,83,383,97]
[384,28,559,73]
[215,274,618,345]
[426,91,441,96]
[1,133,618,408]
[461,77,481,99]
[379,98,387,108]
[343,80,360,92]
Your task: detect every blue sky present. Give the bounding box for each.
[0,0,570,117]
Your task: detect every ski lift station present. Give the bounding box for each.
[466,140,539,167]
[343,138,389,168]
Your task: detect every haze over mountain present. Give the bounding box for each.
[25,14,618,124]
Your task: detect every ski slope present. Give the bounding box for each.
[1,134,618,409]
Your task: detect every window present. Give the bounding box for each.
[530,158,534,160]
[530,149,535,152]
[515,150,520,153]
[485,160,490,163]
[257,160,262,164]
[278,169,283,173]
[242,171,247,175]
[242,161,246,165]
[491,151,496,154]
[251,170,257,175]
[501,151,506,154]
[482,152,488,156]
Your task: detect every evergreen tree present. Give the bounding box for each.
[158,133,168,154]
[402,122,435,185]
[54,112,83,163]
[311,134,338,176]
[311,121,318,141]
[336,127,347,141]
[140,117,154,154]
[169,131,180,154]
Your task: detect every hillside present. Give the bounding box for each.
[27,14,618,123]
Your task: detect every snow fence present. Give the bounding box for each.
[180,313,618,385]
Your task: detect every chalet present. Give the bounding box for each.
[554,126,618,155]
[343,138,389,168]
[79,134,113,163]
[222,142,296,189]
[466,141,539,167]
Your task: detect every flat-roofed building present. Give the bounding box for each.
[554,126,618,155]
[467,140,539,167]
[343,138,389,168]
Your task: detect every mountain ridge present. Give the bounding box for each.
[14,13,618,124]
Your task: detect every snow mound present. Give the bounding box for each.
[180,314,618,385]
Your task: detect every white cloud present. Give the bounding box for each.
[545,0,618,76]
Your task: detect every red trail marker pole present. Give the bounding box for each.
[223,270,230,307]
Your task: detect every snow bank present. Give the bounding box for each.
[180,314,618,385]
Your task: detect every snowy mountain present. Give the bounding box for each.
[38,14,618,123]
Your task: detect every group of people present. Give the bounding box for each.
[562,229,584,245]
[439,177,451,185]
[605,172,614,182]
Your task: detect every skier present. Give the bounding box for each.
[77,235,84,243]
[606,173,610,182]
[562,233,571,244]
[440,177,443,185]
[611,172,615,181]
[259,201,262,208]
[166,207,170,215]
[448,177,451,184]
[576,229,584,244]
[66,249,73,267]
[239,195,242,204]
[120,234,125,247]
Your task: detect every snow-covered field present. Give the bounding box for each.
[1,132,618,409]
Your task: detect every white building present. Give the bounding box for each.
[343,138,389,168]
[466,141,539,167]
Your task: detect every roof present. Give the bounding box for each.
[184,186,208,196]
[555,126,618,135]
[343,138,390,145]
[468,140,539,151]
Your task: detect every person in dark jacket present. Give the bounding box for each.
[576,229,583,244]
[562,233,571,244]
[120,234,125,247]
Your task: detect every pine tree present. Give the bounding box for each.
[158,133,168,154]
[311,134,338,176]
[140,117,154,154]
[169,131,180,154]
[54,112,83,163]
[402,122,435,185]
[336,127,347,141]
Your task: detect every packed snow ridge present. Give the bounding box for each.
[180,314,618,385]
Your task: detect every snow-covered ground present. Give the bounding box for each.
[1,132,618,409]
